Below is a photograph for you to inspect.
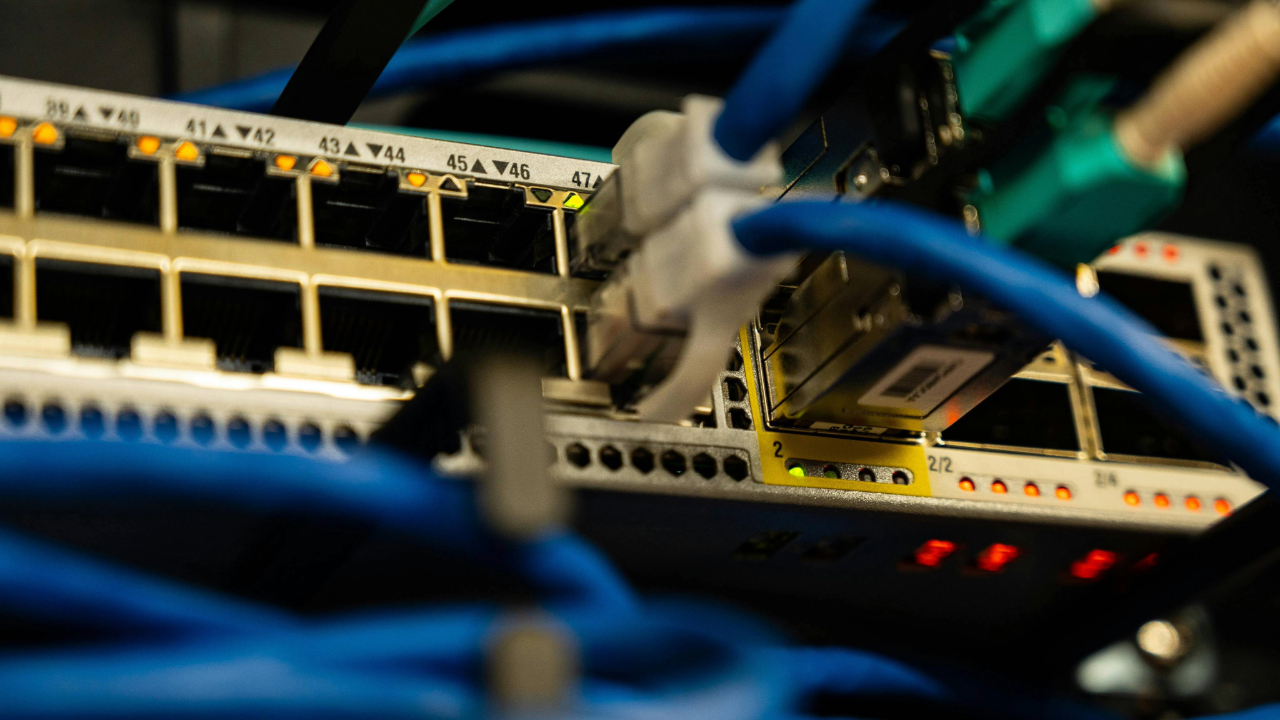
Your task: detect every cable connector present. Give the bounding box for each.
[572,95,783,276]
[587,190,799,421]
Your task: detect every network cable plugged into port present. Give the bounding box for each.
[2,0,1280,717]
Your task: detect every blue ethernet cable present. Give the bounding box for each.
[173,8,788,112]
[713,0,877,161]
[0,439,636,616]
[732,200,1280,491]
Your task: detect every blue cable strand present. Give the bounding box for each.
[713,0,877,161]
[733,200,1280,491]
[172,8,789,112]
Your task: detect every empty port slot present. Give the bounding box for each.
[450,301,567,376]
[35,260,160,358]
[0,255,12,318]
[1095,271,1202,341]
[734,531,800,561]
[0,145,13,209]
[175,152,294,241]
[34,135,157,223]
[313,167,429,256]
[442,183,556,273]
[181,274,302,373]
[942,379,1079,451]
[319,287,437,387]
[1093,387,1226,463]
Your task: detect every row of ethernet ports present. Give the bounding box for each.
[0,258,575,386]
[0,132,578,275]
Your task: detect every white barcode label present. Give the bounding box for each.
[858,345,995,413]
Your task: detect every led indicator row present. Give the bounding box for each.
[1122,490,1230,514]
[958,476,1072,500]
[913,539,1157,582]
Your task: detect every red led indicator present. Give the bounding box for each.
[1107,244,1121,255]
[958,477,975,492]
[913,539,956,568]
[1070,549,1119,580]
[1131,552,1160,573]
[1163,244,1180,262]
[1134,241,1149,258]
[976,543,1020,573]
[991,480,1008,494]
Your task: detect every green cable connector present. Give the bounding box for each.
[970,111,1184,267]
[952,0,1099,122]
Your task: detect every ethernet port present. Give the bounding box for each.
[34,134,157,223]
[175,151,295,241]
[942,378,1079,451]
[0,144,13,209]
[450,301,567,376]
[442,183,556,273]
[1093,387,1226,463]
[180,273,303,373]
[0,255,12,318]
[313,167,429,256]
[35,260,161,359]
[319,287,437,386]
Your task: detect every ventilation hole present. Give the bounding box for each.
[1252,365,1265,379]
[1216,295,1228,308]
[153,411,178,444]
[565,442,591,467]
[1229,349,1240,362]
[1209,265,1221,280]
[1222,322,1235,336]
[1235,376,1247,391]
[80,405,104,438]
[190,413,215,446]
[116,407,142,441]
[299,422,323,453]
[1240,310,1253,324]
[1258,392,1271,407]
[1247,337,1259,351]
[692,453,717,479]
[333,425,360,454]
[1234,283,1246,296]
[724,377,748,402]
[599,445,623,470]
[630,447,655,473]
[4,398,26,427]
[263,419,288,451]
[726,351,743,372]
[41,403,65,434]
[227,416,252,449]
[857,468,876,483]
[723,455,749,481]
[892,470,910,485]
[822,464,841,479]
[661,450,687,476]
[729,408,753,430]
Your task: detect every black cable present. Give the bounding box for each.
[270,0,429,125]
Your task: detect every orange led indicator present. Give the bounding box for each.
[991,480,1008,494]
[406,172,428,187]
[135,136,161,155]
[31,122,58,145]
[958,477,975,492]
[1214,498,1232,515]
[913,539,956,568]
[1134,241,1149,258]
[1070,549,1118,580]
[1107,245,1121,255]
[274,155,297,172]
[1055,485,1072,501]
[976,543,1020,573]
[308,159,333,178]
[174,142,200,162]
[0,117,17,139]
[1123,491,1141,507]
[1163,244,1180,262]
[1024,483,1040,497]
[1185,496,1202,512]
[1153,493,1170,509]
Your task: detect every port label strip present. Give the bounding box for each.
[0,75,616,190]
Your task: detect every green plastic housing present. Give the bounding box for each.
[971,113,1185,267]
[952,0,1098,122]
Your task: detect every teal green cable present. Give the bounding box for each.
[352,124,615,163]
[409,0,457,37]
